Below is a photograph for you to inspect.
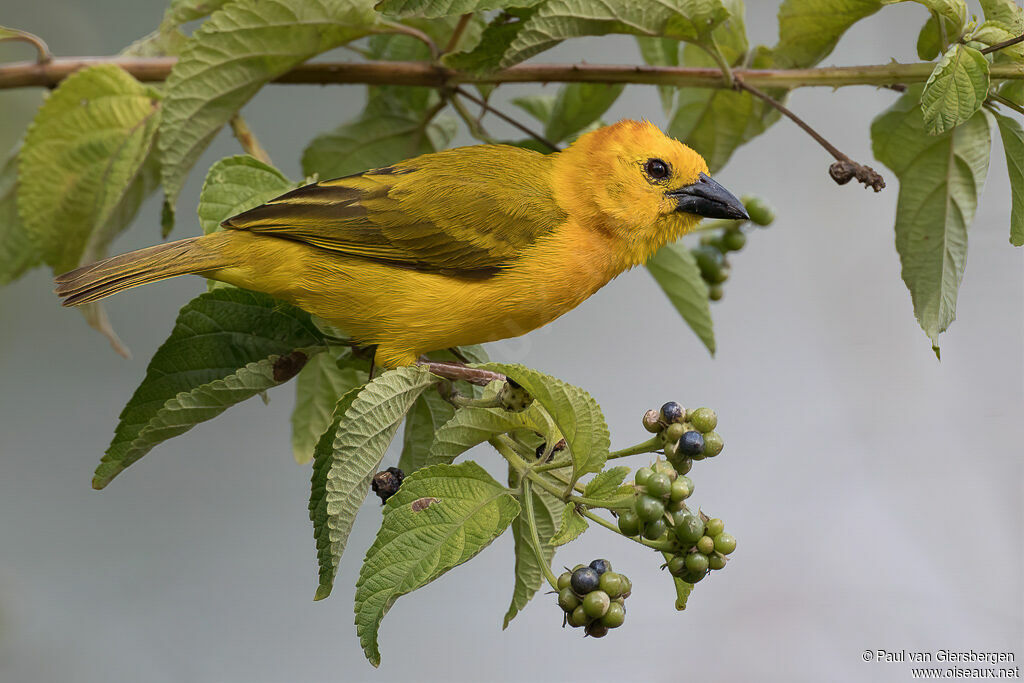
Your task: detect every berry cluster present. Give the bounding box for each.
[557,560,632,638]
[690,195,775,301]
[664,513,736,584]
[642,401,723,472]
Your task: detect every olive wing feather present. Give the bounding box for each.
[221,145,565,277]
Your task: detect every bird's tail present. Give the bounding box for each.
[55,234,233,307]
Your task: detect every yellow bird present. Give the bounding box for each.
[55,119,747,368]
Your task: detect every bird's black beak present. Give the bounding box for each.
[668,173,749,220]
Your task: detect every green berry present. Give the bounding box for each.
[557,571,572,591]
[670,476,693,502]
[585,622,609,638]
[683,570,706,584]
[589,559,612,575]
[742,196,775,226]
[688,407,718,433]
[617,509,641,536]
[572,564,586,572]
[694,245,724,280]
[702,431,724,457]
[646,472,672,498]
[599,571,625,598]
[708,284,724,301]
[571,566,600,594]
[705,518,725,537]
[667,498,687,513]
[601,602,626,628]
[558,587,580,612]
[667,555,687,576]
[643,518,668,540]
[652,460,677,481]
[635,494,665,523]
[634,466,654,487]
[668,456,692,475]
[721,229,747,252]
[685,552,710,574]
[642,409,661,433]
[708,262,730,284]
[664,422,685,443]
[620,575,632,595]
[674,514,705,545]
[697,535,715,555]
[568,605,589,627]
[660,401,684,423]
[714,532,737,555]
[582,590,611,619]
[709,554,727,570]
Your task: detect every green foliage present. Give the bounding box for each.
[310,366,440,600]
[0,149,39,285]
[504,480,562,627]
[646,242,716,354]
[197,155,295,234]
[773,0,883,68]
[920,44,990,134]
[872,85,992,351]
[158,0,380,219]
[292,354,367,464]
[92,288,323,488]
[443,9,538,74]
[544,83,624,143]
[424,398,551,467]
[549,502,589,546]
[354,461,520,666]
[583,465,632,500]
[994,113,1024,247]
[376,0,544,18]
[398,388,457,473]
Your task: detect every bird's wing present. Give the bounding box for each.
[221,145,566,277]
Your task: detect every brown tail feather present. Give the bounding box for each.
[55,235,233,306]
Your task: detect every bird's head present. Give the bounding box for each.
[552,119,748,265]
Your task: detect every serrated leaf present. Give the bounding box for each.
[980,0,1024,28]
[292,353,367,464]
[397,388,456,474]
[504,479,562,628]
[871,85,992,348]
[477,364,610,484]
[310,366,439,600]
[583,465,631,500]
[994,112,1024,246]
[443,9,537,74]
[355,461,520,666]
[920,44,990,134]
[424,398,552,468]
[197,155,295,234]
[663,551,693,609]
[92,288,323,488]
[375,0,544,18]
[510,94,557,124]
[646,241,716,354]
[501,0,731,69]
[773,0,883,68]
[636,36,680,115]
[301,114,454,181]
[158,0,379,213]
[544,83,624,143]
[18,64,160,274]
[549,502,588,546]
[0,147,41,284]
[161,0,234,29]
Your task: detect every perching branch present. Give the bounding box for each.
[418,359,504,386]
[736,79,885,192]
[2,57,1023,91]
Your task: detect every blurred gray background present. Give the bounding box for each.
[1,2,1021,681]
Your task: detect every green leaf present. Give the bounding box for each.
[504,480,562,628]
[544,83,625,143]
[583,465,631,500]
[355,461,520,666]
[994,112,1024,246]
[972,20,1024,62]
[871,85,992,348]
[310,366,440,600]
[549,502,588,547]
[635,36,680,115]
[301,114,454,181]
[0,148,41,285]
[425,398,552,468]
[477,364,610,484]
[510,94,557,124]
[161,0,234,29]
[501,0,731,69]
[663,551,694,609]
[646,241,716,354]
[915,12,960,61]
[773,0,883,68]
[92,288,323,488]
[197,155,295,234]
[18,64,160,274]
[397,388,456,474]
[443,9,537,74]
[158,0,379,214]
[374,0,545,18]
[883,0,966,27]
[979,0,1024,27]
[292,353,367,464]
[920,44,990,135]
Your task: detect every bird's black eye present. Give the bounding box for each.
[645,158,669,180]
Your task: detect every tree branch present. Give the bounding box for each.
[418,360,504,386]
[980,33,1024,55]
[2,57,1022,91]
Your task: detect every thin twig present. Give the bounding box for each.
[228,114,272,165]
[444,13,473,55]
[0,29,52,64]
[419,360,504,385]
[450,93,499,143]
[377,22,439,59]
[990,91,1024,117]
[736,79,885,192]
[454,85,560,152]
[980,33,1024,55]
